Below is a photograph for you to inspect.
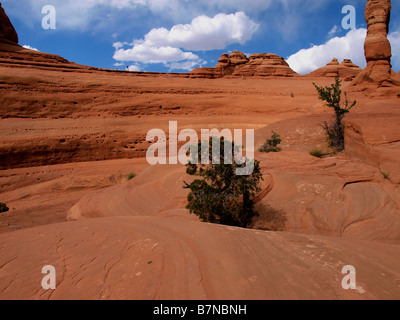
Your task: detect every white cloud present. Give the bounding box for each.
[166,60,207,71]
[113,42,128,50]
[328,25,340,37]
[127,64,142,71]
[113,12,258,71]
[8,0,339,35]
[114,44,201,64]
[23,45,39,51]
[113,62,142,71]
[139,12,259,51]
[286,28,367,74]
[9,0,273,30]
[122,0,326,20]
[287,27,400,74]
[388,31,400,72]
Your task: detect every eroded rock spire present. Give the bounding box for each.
[352,0,400,90]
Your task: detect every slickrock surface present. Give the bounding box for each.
[1,216,400,300]
[67,97,400,243]
[1,1,400,300]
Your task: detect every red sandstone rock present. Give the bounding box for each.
[229,50,248,65]
[252,53,297,77]
[308,58,362,79]
[1,216,400,300]
[188,67,218,79]
[190,51,297,78]
[217,53,229,66]
[1,1,400,301]
[351,0,400,92]
[364,0,391,63]
[0,5,93,74]
[0,3,18,44]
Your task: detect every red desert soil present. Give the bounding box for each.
[1,11,400,298]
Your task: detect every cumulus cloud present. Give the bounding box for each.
[113,44,202,71]
[8,0,292,30]
[140,12,259,51]
[23,45,39,51]
[113,12,258,71]
[287,27,400,74]
[127,64,142,71]
[114,44,201,64]
[388,31,400,72]
[286,28,367,74]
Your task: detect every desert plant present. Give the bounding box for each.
[380,169,390,180]
[126,172,136,181]
[313,77,356,152]
[259,131,282,153]
[309,149,324,158]
[184,137,263,228]
[0,202,9,213]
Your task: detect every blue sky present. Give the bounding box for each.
[3,0,400,74]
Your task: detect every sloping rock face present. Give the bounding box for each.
[1,216,400,299]
[190,51,297,78]
[308,58,362,80]
[0,5,114,76]
[351,0,400,92]
[187,67,217,79]
[0,3,84,70]
[250,100,400,242]
[0,3,18,44]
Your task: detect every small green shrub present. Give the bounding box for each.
[0,202,9,213]
[184,137,263,228]
[126,172,136,181]
[380,170,390,180]
[309,149,324,158]
[313,77,356,152]
[259,131,282,153]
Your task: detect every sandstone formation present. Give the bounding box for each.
[1,216,400,300]
[308,58,362,80]
[235,53,298,77]
[0,3,18,44]
[1,1,400,301]
[187,67,217,79]
[67,106,400,242]
[190,51,297,79]
[351,0,400,91]
[0,3,92,72]
[0,5,187,78]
